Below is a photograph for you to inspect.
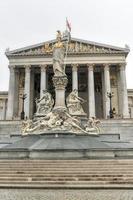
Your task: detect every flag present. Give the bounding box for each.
[66,18,71,32]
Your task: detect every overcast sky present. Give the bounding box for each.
[0,0,133,91]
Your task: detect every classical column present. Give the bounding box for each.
[6,65,16,120]
[40,64,47,97]
[24,65,31,119]
[103,64,111,119]
[88,64,95,117]
[2,99,7,120]
[14,68,19,118]
[30,69,34,118]
[119,63,129,118]
[72,64,78,90]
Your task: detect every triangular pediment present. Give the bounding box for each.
[6,38,129,57]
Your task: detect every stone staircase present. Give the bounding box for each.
[0,159,133,188]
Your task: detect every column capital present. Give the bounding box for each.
[40,64,47,72]
[87,64,95,71]
[72,64,78,71]
[24,65,31,73]
[8,65,15,72]
[103,63,111,70]
[119,62,127,71]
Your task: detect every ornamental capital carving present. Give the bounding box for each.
[103,63,110,71]
[8,65,15,72]
[87,64,95,71]
[24,65,31,73]
[53,76,68,90]
[72,64,78,71]
[40,64,47,72]
[119,62,127,71]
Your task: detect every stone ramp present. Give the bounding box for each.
[0,159,133,188]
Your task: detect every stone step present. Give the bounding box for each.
[0,159,133,162]
[1,176,133,181]
[0,180,133,185]
[0,166,132,169]
[0,159,132,188]
[0,177,130,181]
[0,168,131,171]
[0,183,133,189]
[0,174,128,177]
[0,163,132,166]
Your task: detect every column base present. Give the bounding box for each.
[123,115,130,119]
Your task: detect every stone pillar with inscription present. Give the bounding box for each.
[119,63,129,118]
[88,64,95,117]
[72,64,78,90]
[24,65,31,119]
[40,64,47,98]
[103,64,111,119]
[6,65,16,120]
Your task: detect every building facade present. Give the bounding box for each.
[3,38,130,120]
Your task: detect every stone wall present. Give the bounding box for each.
[0,92,8,120]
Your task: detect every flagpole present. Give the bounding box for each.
[64,37,69,69]
[64,18,71,69]
[64,19,69,68]
[66,17,67,31]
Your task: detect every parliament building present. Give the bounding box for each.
[0,37,133,120]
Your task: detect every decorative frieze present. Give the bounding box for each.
[7,41,125,57]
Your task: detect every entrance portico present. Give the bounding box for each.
[5,38,130,120]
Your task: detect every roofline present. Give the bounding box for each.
[72,38,130,52]
[5,39,56,55]
[5,37,130,56]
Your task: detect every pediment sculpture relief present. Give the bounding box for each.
[15,42,120,56]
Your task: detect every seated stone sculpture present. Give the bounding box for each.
[35,90,54,116]
[66,89,86,116]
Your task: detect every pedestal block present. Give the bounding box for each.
[53,76,68,108]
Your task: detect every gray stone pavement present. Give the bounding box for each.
[0,189,133,200]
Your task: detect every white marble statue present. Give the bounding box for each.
[66,89,86,116]
[85,117,101,134]
[35,90,54,116]
[22,107,100,135]
[53,31,65,76]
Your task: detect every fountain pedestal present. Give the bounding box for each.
[53,75,68,109]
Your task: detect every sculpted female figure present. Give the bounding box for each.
[53,31,66,76]
[35,90,54,116]
[66,89,86,116]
